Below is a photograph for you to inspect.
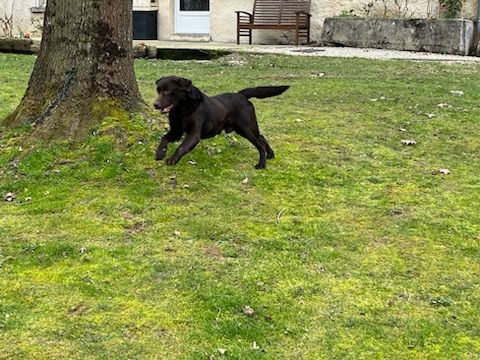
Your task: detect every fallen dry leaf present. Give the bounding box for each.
[243,305,255,317]
[401,140,417,146]
[4,192,16,202]
[437,103,451,108]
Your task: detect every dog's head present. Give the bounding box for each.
[153,76,202,113]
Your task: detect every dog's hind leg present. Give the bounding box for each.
[247,133,267,169]
[235,127,267,169]
[259,135,274,159]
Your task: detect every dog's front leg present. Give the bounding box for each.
[156,129,183,160]
[155,136,170,160]
[165,133,200,165]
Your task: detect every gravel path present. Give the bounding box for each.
[139,40,480,62]
[238,45,480,62]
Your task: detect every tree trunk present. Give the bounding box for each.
[4,0,143,140]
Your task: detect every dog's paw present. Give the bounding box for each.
[165,156,178,165]
[255,163,266,170]
[155,147,167,160]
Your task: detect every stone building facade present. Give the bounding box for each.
[1,0,478,44]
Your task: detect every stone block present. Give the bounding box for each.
[321,17,474,56]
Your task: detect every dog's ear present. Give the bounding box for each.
[176,78,202,101]
[176,77,192,89]
[187,86,202,101]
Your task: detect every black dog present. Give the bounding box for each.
[153,76,288,169]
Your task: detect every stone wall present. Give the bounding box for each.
[321,17,474,55]
[0,0,44,37]
[326,0,477,20]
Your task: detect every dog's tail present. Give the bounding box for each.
[239,86,289,100]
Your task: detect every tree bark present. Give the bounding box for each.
[4,0,143,140]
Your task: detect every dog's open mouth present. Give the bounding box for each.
[161,104,174,113]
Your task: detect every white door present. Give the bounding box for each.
[175,0,210,34]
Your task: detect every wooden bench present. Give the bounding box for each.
[236,0,311,45]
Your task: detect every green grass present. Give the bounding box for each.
[1,52,480,359]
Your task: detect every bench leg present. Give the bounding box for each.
[237,29,252,45]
